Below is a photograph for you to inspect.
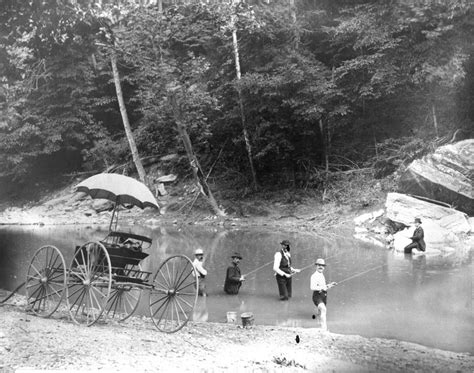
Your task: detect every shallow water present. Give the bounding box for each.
[0,224,472,353]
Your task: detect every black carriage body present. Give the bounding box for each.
[27,230,199,332]
[72,231,152,284]
[101,231,152,284]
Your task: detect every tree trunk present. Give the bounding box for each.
[289,0,299,50]
[231,3,258,190]
[169,93,226,217]
[110,54,147,184]
[431,104,439,137]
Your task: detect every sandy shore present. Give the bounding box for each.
[1,294,473,373]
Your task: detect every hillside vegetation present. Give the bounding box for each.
[1,1,473,210]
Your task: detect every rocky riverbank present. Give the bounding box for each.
[1,294,473,373]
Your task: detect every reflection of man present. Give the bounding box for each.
[412,254,427,287]
[404,218,426,254]
[193,249,207,296]
[192,296,208,322]
[224,252,245,295]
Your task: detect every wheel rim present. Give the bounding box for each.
[66,242,111,326]
[149,255,198,333]
[106,264,142,321]
[25,245,66,317]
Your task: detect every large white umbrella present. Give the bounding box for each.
[75,173,159,230]
[75,173,159,210]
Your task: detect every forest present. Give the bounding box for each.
[1,0,473,204]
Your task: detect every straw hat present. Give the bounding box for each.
[194,248,204,255]
[280,240,290,246]
[315,258,326,266]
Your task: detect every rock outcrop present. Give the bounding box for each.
[353,193,471,256]
[398,139,474,215]
[385,192,471,253]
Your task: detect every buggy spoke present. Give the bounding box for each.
[176,281,195,293]
[174,296,189,322]
[67,242,111,326]
[150,255,197,333]
[152,278,170,293]
[151,295,171,318]
[26,246,66,318]
[175,294,193,310]
[150,293,169,308]
[29,263,43,279]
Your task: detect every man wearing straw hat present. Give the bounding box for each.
[224,252,245,295]
[193,248,208,296]
[310,258,337,331]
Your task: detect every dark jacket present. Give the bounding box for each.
[410,226,426,251]
[224,264,242,295]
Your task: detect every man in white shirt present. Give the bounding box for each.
[273,240,300,300]
[193,248,208,296]
[310,258,336,331]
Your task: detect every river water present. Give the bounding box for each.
[0,224,472,353]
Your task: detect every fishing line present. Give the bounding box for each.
[243,252,342,280]
[334,263,386,286]
[242,260,273,278]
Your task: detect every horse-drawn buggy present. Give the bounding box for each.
[25,174,198,333]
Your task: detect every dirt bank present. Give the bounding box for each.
[1,295,473,373]
[0,174,383,233]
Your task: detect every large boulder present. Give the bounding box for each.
[385,192,471,253]
[398,139,474,215]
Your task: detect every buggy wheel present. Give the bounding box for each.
[25,245,66,317]
[149,255,198,333]
[106,265,142,321]
[66,241,111,326]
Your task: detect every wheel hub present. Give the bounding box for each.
[168,289,175,296]
[40,277,48,284]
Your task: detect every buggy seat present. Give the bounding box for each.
[100,231,152,282]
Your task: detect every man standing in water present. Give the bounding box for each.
[403,218,426,254]
[310,258,336,331]
[273,240,300,301]
[193,248,208,296]
[224,252,245,295]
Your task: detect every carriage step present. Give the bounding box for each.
[112,275,145,284]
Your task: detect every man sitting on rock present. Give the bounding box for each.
[404,218,426,254]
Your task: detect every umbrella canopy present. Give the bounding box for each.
[75,173,159,210]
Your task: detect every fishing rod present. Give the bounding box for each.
[333,263,386,286]
[243,252,342,280]
[242,260,273,278]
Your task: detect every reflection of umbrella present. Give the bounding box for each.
[75,173,159,231]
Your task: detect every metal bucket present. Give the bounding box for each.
[240,312,254,328]
[226,311,237,323]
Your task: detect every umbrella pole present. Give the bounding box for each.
[109,203,117,232]
[114,204,120,231]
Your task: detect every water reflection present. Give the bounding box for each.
[192,297,209,322]
[0,225,472,353]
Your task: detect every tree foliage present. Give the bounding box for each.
[1,0,472,189]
